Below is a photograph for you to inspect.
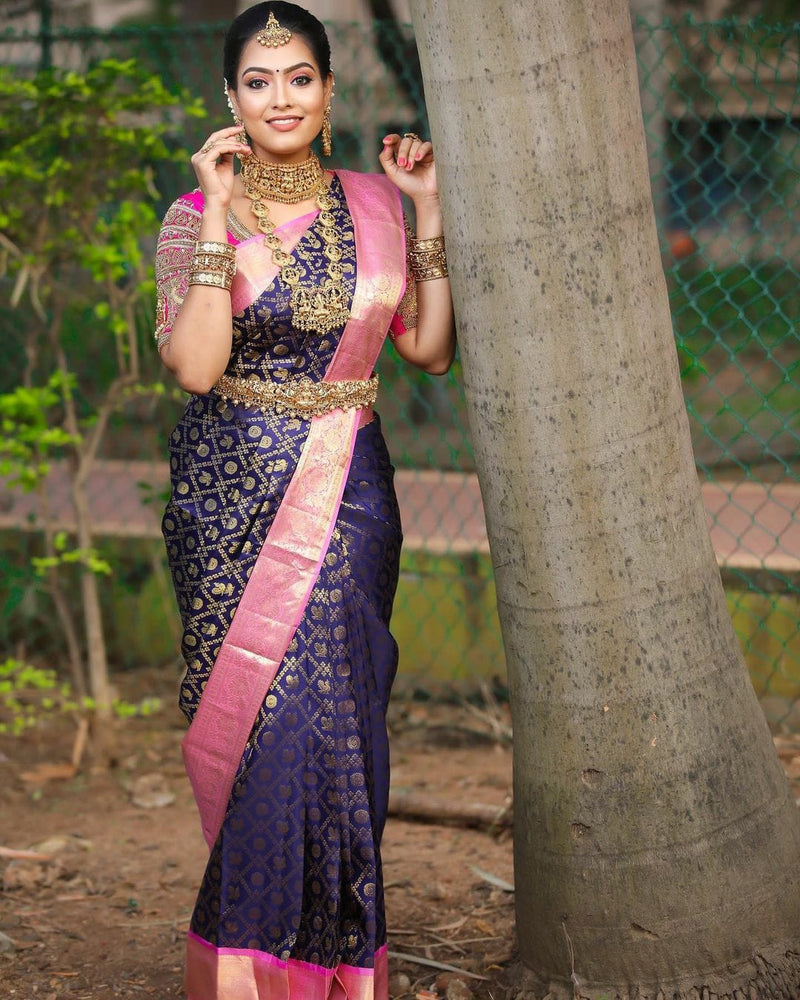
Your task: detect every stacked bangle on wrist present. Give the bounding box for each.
[188,240,237,291]
[408,234,448,282]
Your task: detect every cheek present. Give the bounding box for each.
[238,90,263,112]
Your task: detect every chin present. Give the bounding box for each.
[252,138,316,160]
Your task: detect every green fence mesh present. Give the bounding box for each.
[0,16,798,727]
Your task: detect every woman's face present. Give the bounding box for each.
[230,33,332,163]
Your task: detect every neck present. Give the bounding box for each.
[248,145,314,166]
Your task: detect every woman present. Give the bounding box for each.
[154,3,455,997]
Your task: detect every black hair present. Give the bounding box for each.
[223,2,332,89]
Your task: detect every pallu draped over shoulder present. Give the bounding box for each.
[155,171,416,1000]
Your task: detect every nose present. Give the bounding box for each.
[271,75,292,108]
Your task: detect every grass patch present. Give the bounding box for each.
[392,552,800,720]
[392,550,503,681]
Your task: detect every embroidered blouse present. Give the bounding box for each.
[154,183,418,351]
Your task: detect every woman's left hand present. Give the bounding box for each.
[379,133,438,201]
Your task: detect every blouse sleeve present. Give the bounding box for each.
[389,214,418,340]
[153,193,204,351]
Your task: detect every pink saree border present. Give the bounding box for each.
[181,171,406,850]
[185,932,389,999]
[178,189,318,317]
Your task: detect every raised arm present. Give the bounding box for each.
[379,133,456,376]
[156,126,252,395]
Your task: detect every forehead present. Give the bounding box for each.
[237,33,320,76]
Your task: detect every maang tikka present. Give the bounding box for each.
[256,11,292,47]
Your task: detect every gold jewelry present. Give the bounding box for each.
[191,248,236,278]
[189,241,236,290]
[192,255,236,281]
[322,104,332,157]
[196,240,236,257]
[403,132,422,142]
[200,139,217,154]
[240,151,325,204]
[240,152,351,335]
[408,234,448,281]
[256,11,292,47]
[189,270,233,291]
[213,373,378,420]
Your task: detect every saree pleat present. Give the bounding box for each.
[159,174,405,999]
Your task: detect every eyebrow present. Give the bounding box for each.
[241,62,316,76]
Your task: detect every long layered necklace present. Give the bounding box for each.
[239,152,350,336]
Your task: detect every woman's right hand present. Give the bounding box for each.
[190,126,251,209]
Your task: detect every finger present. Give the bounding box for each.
[398,136,417,169]
[381,133,415,170]
[399,133,427,169]
[196,126,249,156]
[379,137,401,169]
[380,135,400,161]
[194,138,250,162]
[211,137,250,153]
[210,125,249,139]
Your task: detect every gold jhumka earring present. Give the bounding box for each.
[322,104,332,157]
[256,11,293,47]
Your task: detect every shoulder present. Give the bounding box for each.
[159,189,204,232]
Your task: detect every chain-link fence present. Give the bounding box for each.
[1,16,799,726]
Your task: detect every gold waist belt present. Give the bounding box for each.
[213,372,379,420]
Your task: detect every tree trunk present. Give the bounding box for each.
[72,479,115,766]
[408,2,800,998]
[43,526,87,701]
[54,343,122,768]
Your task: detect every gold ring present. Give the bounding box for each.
[200,140,217,154]
[403,132,422,142]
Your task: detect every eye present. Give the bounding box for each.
[246,78,268,89]
[292,74,313,86]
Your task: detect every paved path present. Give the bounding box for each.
[2,461,800,575]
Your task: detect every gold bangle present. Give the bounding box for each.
[408,233,448,281]
[188,270,233,290]
[192,253,236,276]
[195,240,236,258]
[411,261,448,281]
[409,234,445,253]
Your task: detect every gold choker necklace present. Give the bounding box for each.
[240,153,350,335]
[239,152,325,205]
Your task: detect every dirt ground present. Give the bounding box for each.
[3,673,800,1000]
[0,673,518,1000]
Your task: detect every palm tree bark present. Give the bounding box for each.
[408,1,800,997]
